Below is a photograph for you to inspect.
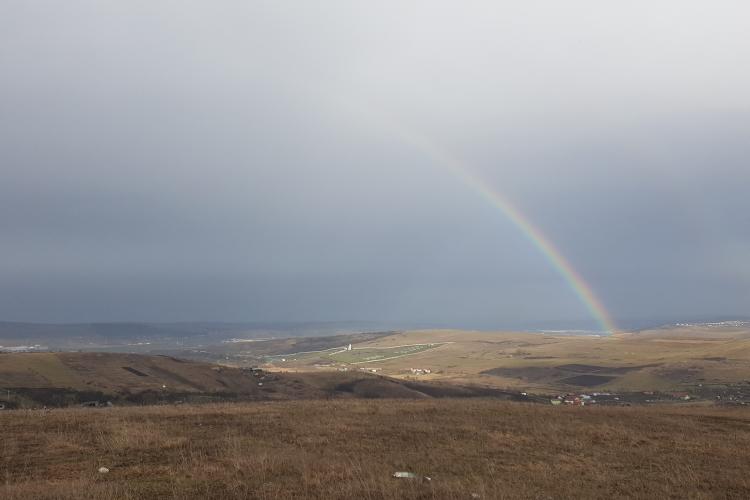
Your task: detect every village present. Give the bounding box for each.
[540,386,750,407]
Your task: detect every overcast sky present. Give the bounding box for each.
[1,1,748,329]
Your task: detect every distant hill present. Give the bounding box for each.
[0,352,520,408]
[260,324,750,395]
[0,321,392,348]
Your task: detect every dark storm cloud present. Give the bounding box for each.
[1,1,749,327]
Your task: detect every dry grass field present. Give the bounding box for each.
[2,399,750,499]
[265,324,750,393]
[3,326,750,498]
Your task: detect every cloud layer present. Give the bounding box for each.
[1,1,749,327]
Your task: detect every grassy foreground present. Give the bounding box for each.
[2,400,749,499]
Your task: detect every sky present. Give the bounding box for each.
[1,1,749,329]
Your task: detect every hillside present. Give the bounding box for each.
[6,321,750,407]
[0,352,521,408]
[256,324,750,396]
[2,400,749,499]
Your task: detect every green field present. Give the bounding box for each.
[260,343,443,366]
[329,344,439,364]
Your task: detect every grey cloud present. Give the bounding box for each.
[1,1,749,328]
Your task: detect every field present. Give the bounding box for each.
[2,400,749,499]
[7,323,750,397]
[3,325,750,498]
[263,343,441,365]
[6,322,750,407]
[261,324,750,395]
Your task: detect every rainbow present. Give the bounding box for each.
[373,119,618,334]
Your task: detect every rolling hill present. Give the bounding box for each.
[254,323,750,395]
[0,352,521,408]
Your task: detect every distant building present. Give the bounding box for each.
[409,368,431,375]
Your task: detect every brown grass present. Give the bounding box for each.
[268,326,750,392]
[2,400,750,499]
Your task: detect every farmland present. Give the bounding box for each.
[260,343,441,365]
[259,323,750,396]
